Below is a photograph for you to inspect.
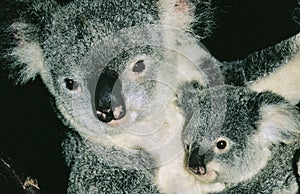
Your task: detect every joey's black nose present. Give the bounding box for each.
[188,147,206,175]
[95,69,126,122]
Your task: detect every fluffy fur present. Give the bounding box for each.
[62,131,159,193]
[5,0,217,193]
[3,0,300,193]
[179,84,300,193]
[221,32,300,105]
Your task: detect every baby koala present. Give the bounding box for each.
[179,83,300,193]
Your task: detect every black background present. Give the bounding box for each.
[0,0,299,193]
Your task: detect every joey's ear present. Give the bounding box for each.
[9,22,44,85]
[257,103,300,145]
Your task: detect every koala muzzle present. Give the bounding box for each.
[188,147,207,175]
[95,69,126,122]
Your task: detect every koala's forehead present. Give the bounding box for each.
[184,86,266,144]
[42,0,159,73]
[221,90,260,141]
[48,0,159,38]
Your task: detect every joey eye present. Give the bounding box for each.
[64,78,79,91]
[216,140,227,150]
[132,60,146,73]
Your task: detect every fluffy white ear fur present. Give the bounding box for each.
[257,103,300,145]
[158,0,194,30]
[10,22,44,84]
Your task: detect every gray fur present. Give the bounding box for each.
[5,0,218,193]
[179,84,300,193]
[220,34,300,86]
[62,131,160,194]
[4,0,300,193]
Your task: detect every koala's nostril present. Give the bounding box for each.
[95,69,126,123]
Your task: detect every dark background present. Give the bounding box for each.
[0,0,299,193]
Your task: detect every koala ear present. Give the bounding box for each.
[257,103,300,145]
[158,0,215,39]
[7,0,59,85]
[159,0,194,29]
[9,22,44,85]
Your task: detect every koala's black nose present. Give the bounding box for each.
[95,69,126,122]
[188,147,206,175]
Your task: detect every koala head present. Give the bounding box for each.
[181,85,300,184]
[9,0,222,161]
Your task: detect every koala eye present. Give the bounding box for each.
[132,60,146,73]
[64,78,80,91]
[216,140,227,150]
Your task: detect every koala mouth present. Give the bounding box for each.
[189,166,207,175]
[95,69,126,123]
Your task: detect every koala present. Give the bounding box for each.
[4,0,220,193]
[146,32,300,194]
[153,30,300,194]
[3,0,300,193]
[179,84,300,193]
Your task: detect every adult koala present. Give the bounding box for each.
[5,0,219,193]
